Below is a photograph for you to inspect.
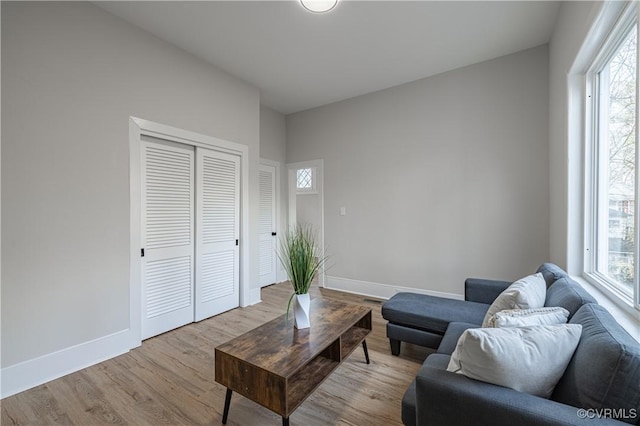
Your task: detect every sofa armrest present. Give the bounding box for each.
[436,322,478,355]
[464,278,511,304]
[415,357,626,426]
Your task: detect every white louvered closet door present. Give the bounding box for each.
[141,139,195,339]
[259,163,277,287]
[195,148,240,321]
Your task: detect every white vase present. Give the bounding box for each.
[294,293,311,329]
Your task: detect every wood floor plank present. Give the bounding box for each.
[1,384,72,426]
[1,283,429,425]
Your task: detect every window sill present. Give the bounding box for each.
[573,275,640,342]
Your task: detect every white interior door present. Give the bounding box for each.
[259,163,278,287]
[141,138,195,339]
[287,160,325,286]
[195,148,240,321]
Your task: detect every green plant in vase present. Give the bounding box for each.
[278,224,327,329]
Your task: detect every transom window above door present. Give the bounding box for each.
[296,168,317,194]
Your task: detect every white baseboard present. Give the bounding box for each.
[325,276,464,301]
[1,328,132,398]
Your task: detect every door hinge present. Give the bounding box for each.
[141,248,145,257]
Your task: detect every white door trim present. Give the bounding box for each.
[287,159,325,287]
[129,117,250,348]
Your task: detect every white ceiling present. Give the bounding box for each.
[97,1,561,115]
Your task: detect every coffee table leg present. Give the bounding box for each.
[362,340,370,364]
[282,417,289,426]
[222,388,233,424]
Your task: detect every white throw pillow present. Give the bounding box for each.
[481,273,546,327]
[488,307,570,328]
[446,324,582,398]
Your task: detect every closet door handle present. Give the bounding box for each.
[272,232,277,236]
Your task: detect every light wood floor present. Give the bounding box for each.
[1,283,431,425]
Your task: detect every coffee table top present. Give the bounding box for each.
[215,298,371,379]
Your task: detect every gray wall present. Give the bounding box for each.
[259,105,288,282]
[260,105,286,164]
[2,2,260,368]
[287,46,550,294]
[548,1,602,273]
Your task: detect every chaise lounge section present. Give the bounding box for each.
[381,263,591,355]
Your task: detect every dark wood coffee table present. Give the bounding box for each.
[214,298,372,425]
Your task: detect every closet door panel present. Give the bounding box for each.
[195,148,240,321]
[141,140,195,339]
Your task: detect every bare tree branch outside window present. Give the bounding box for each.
[603,25,637,290]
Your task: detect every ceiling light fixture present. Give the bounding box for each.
[300,0,338,13]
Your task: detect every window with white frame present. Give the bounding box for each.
[586,5,638,306]
[296,167,316,194]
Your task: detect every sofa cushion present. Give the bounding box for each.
[544,277,597,318]
[536,263,569,287]
[487,307,569,328]
[382,293,488,335]
[436,322,477,355]
[447,324,582,398]
[482,273,546,327]
[552,304,640,424]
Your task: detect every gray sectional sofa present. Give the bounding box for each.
[382,263,640,425]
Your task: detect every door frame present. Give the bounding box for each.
[287,159,325,287]
[259,158,281,287]
[129,117,249,348]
